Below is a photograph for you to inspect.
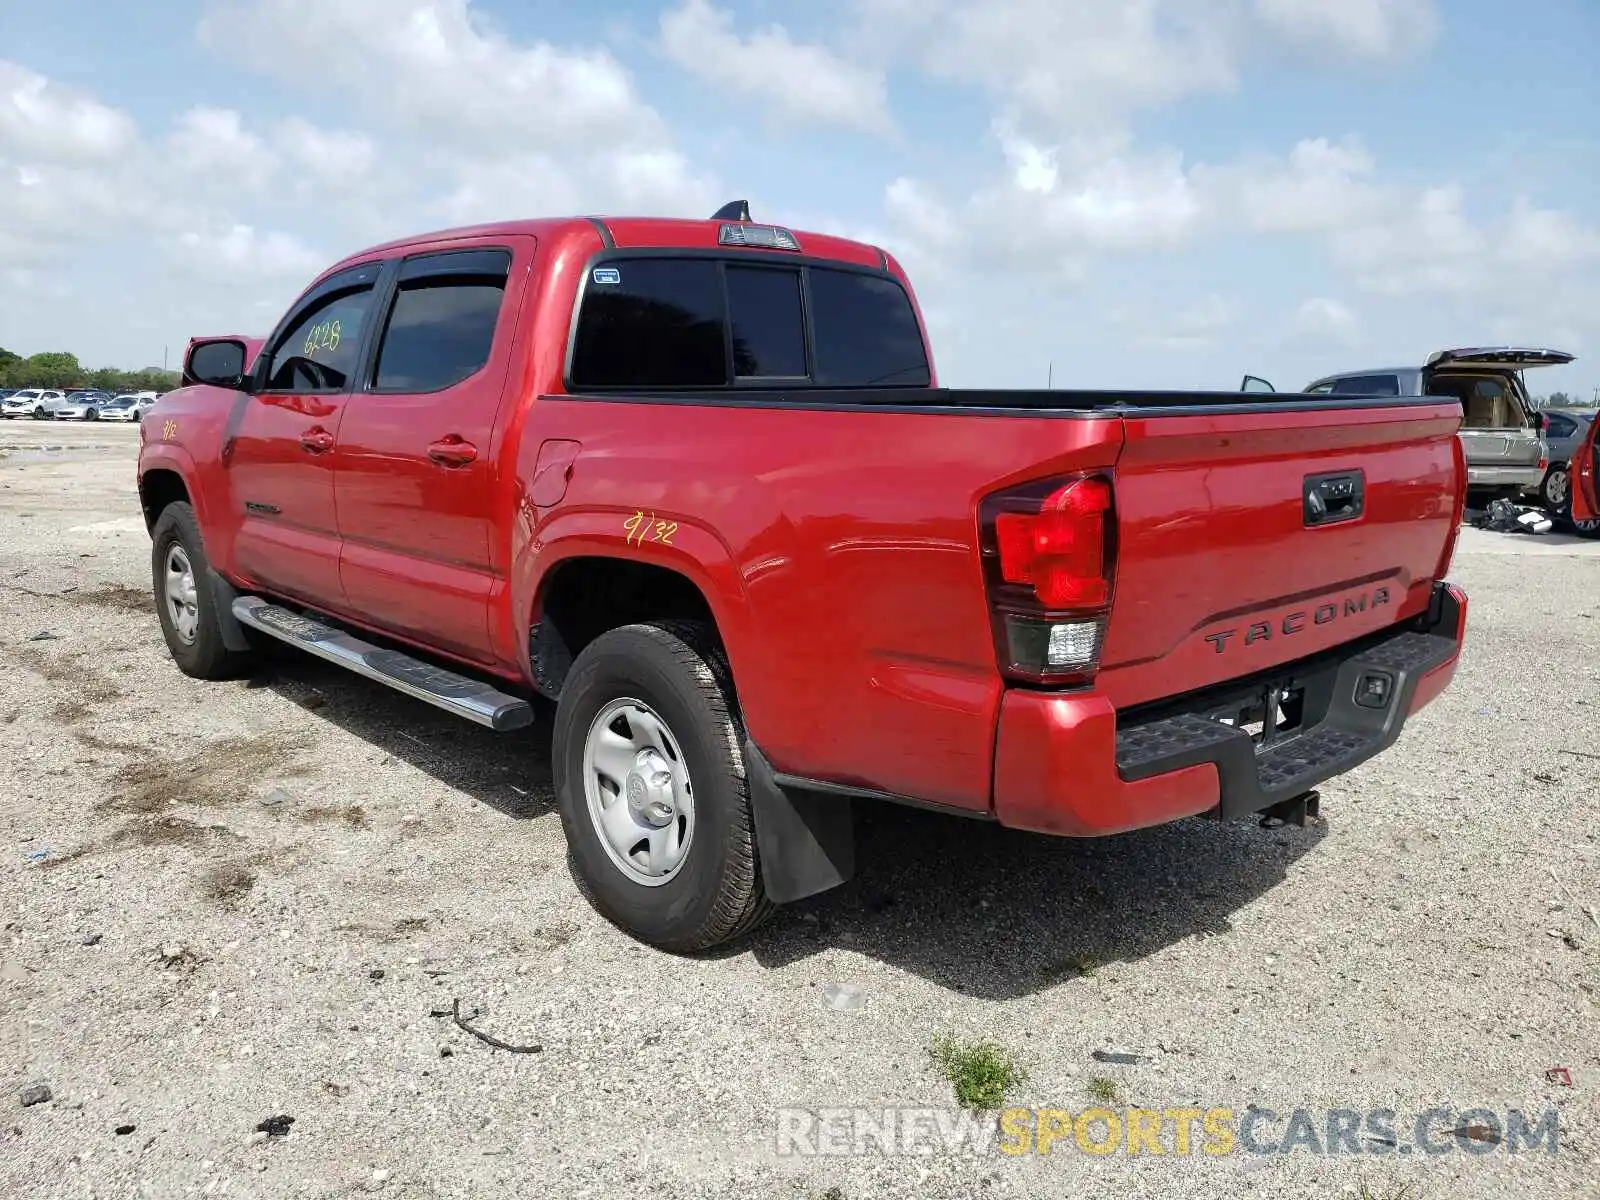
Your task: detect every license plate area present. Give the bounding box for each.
[1205,680,1304,752]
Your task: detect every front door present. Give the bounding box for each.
[334,242,526,664]
[225,263,383,606]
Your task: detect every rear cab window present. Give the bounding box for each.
[568,256,930,391]
[1329,375,1401,396]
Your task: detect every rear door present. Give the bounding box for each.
[1573,415,1599,523]
[333,240,527,664]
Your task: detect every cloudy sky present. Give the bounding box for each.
[2,0,1597,397]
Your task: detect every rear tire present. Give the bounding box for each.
[150,501,254,680]
[553,620,773,952]
[1540,465,1569,512]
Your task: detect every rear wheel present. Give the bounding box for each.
[553,621,773,952]
[150,501,254,679]
[1540,465,1569,511]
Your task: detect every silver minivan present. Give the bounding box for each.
[1242,347,1572,499]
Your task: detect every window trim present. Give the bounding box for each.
[255,259,390,396]
[561,247,924,394]
[364,247,514,396]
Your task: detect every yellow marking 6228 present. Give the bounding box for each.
[303,317,342,357]
[624,511,678,546]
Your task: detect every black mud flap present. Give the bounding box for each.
[205,569,254,653]
[744,739,855,904]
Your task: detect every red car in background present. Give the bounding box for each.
[1570,413,1599,532]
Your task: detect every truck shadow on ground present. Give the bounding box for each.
[743,802,1325,999]
[262,654,1325,1002]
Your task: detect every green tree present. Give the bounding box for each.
[1545,390,1576,408]
[17,351,83,389]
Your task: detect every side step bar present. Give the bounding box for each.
[232,597,534,732]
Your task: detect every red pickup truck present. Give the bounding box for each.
[138,205,1469,951]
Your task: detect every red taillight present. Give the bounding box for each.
[1437,434,1468,578]
[980,473,1117,687]
[994,478,1111,608]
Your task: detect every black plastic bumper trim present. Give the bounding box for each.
[1114,584,1463,819]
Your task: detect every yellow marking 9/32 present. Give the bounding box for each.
[624,511,678,546]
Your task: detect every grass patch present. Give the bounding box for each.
[1086,1076,1119,1104]
[1039,953,1098,981]
[928,1033,1025,1111]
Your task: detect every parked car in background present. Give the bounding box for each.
[99,396,142,422]
[1532,408,1596,511]
[55,391,114,420]
[1242,347,1571,502]
[1,388,68,419]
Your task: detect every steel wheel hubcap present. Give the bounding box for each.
[1547,468,1569,507]
[164,543,200,645]
[582,698,694,886]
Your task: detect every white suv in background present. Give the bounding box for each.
[0,389,67,419]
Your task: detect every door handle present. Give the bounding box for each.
[428,436,478,467]
[299,427,334,454]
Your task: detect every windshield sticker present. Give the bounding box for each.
[592,267,621,285]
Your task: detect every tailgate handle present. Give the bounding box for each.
[1304,471,1364,527]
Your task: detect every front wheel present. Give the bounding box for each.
[85,408,98,422]
[553,621,773,952]
[150,501,254,679]
[32,407,45,419]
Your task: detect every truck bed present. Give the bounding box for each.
[524,386,1463,815]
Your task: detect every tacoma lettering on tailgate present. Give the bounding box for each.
[1204,587,1392,654]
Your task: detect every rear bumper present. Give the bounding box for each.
[992,582,1467,836]
[1468,464,1543,489]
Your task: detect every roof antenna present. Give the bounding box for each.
[711,200,751,222]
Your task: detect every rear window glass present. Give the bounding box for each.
[1329,374,1400,396]
[809,270,929,386]
[569,257,928,390]
[570,260,728,388]
[727,266,805,379]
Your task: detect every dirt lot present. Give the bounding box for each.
[2,422,1597,1199]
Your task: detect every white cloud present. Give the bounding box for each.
[1202,136,1386,233]
[0,60,138,164]
[1295,297,1359,341]
[1253,0,1438,59]
[272,117,377,187]
[167,222,323,279]
[199,0,648,150]
[659,0,892,134]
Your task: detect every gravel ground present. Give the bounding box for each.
[1,423,1597,1199]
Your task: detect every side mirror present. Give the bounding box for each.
[184,338,251,390]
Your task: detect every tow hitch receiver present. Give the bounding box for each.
[1259,790,1321,829]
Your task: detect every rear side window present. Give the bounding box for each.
[571,260,728,388]
[1329,374,1400,396]
[568,256,928,390]
[809,269,930,386]
[1544,413,1573,438]
[373,250,512,392]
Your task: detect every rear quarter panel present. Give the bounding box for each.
[516,397,1123,812]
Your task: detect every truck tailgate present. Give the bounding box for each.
[1098,399,1463,710]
